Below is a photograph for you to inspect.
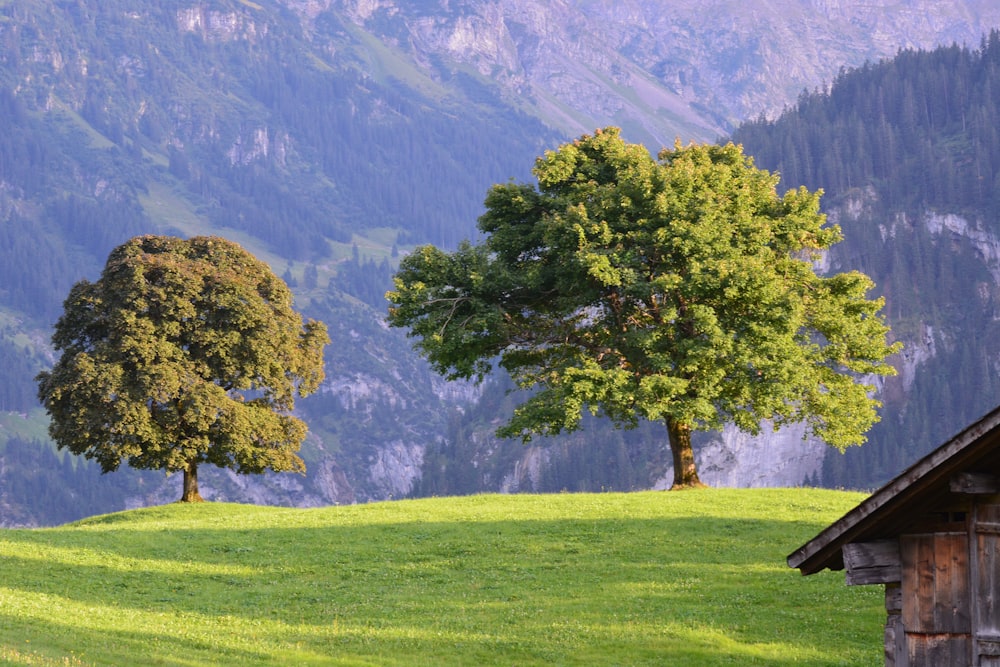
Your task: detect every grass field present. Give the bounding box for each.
[0,489,882,666]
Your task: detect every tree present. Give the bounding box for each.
[37,235,329,502]
[387,128,901,489]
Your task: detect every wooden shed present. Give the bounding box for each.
[788,406,1000,666]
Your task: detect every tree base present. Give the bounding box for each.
[668,481,709,491]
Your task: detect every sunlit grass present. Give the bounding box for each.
[0,489,882,665]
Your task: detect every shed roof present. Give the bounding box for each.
[787,405,1000,575]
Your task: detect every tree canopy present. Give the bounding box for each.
[36,235,329,502]
[387,128,901,488]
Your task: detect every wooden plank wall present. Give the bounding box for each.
[900,532,971,665]
[974,500,1000,665]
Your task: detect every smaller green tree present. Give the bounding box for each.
[387,128,901,489]
[37,235,329,502]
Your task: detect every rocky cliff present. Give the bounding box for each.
[324,0,1000,144]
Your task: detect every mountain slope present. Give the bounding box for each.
[0,0,557,523]
[332,0,1000,146]
[1,0,999,524]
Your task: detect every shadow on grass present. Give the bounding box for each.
[0,515,878,666]
[0,615,274,667]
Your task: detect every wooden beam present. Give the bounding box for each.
[950,472,1000,495]
[977,637,1000,658]
[885,583,902,613]
[884,584,907,667]
[843,540,901,586]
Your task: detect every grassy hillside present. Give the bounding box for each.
[0,489,882,666]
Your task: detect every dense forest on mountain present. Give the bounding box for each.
[4,1,1000,523]
[735,32,1000,218]
[0,436,143,525]
[732,32,1000,488]
[0,0,555,327]
[415,383,670,496]
[0,0,567,523]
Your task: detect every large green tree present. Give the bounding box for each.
[387,128,901,489]
[37,235,329,502]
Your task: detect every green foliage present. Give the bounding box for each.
[0,490,882,665]
[389,128,900,486]
[36,236,329,489]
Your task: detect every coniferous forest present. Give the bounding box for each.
[732,31,1000,489]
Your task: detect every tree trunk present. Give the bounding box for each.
[666,418,705,490]
[180,460,205,503]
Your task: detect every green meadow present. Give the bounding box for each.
[0,489,882,666]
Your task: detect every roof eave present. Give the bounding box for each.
[788,405,1000,575]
